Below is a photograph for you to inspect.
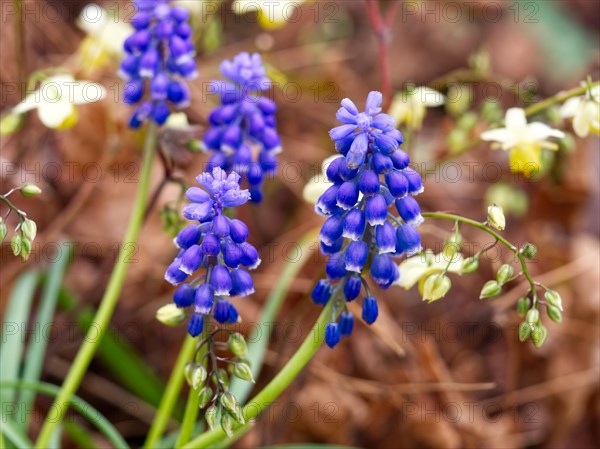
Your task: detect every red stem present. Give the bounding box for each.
[364,0,402,111]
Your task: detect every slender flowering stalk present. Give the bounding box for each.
[120,0,197,128]
[313,91,424,348]
[165,167,261,334]
[201,52,281,202]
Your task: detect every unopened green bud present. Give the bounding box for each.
[11,233,21,257]
[443,232,462,258]
[21,183,42,197]
[20,236,32,260]
[191,365,208,390]
[516,297,531,317]
[496,264,514,286]
[231,405,245,425]
[480,280,501,299]
[461,254,480,273]
[447,128,469,154]
[457,111,478,130]
[481,99,502,123]
[0,222,8,242]
[184,363,194,386]
[205,405,218,430]
[197,385,213,409]
[211,368,229,389]
[446,85,473,117]
[233,362,255,383]
[228,333,247,358]
[521,243,537,259]
[156,304,186,326]
[544,290,563,311]
[518,321,532,342]
[188,140,203,153]
[487,204,506,231]
[21,219,37,241]
[0,112,23,136]
[221,412,234,437]
[220,391,237,412]
[422,274,452,303]
[526,308,539,325]
[531,323,547,348]
[546,305,562,323]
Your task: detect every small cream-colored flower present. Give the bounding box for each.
[77,4,132,71]
[12,74,106,129]
[389,86,445,130]
[481,108,565,175]
[232,0,307,30]
[560,85,600,138]
[302,155,341,204]
[395,250,464,290]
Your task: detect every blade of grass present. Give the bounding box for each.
[229,228,319,404]
[48,423,62,449]
[0,271,39,405]
[0,419,32,449]
[0,381,129,449]
[53,284,176,414]
[63,421,98,449]
[19,244,72,429]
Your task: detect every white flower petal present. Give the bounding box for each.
[559,97,581,119]
[505,108,527,131]
[412,87,446,106]
[12,94,40,114]
[527,122,565,141]
[71,81,106,104]
[480,127,512,144]
[38,101,73,129]
[77,4,108,35]
[302,175,332,205]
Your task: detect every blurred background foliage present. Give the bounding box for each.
[1,0,599,448]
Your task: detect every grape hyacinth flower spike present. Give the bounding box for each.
[120,0,197,128]
[201,52,281,202]
[165,167,261,336]
[313,91,425,348]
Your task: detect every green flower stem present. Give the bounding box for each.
[524,81,599,117]
[35,122,158,449]
[181,298,337,449]
[144,334,198,448]
[421,212,536,291]
[175,325,209,448]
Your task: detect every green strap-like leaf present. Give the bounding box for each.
[0,381,130,449]
[0,271,39,405]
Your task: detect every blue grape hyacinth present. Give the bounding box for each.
[313,91,424,348]
[165,167,261,337]
[201,52,281,203]
[120,0,197,128]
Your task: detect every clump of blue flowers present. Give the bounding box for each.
[120,0,197,128]
[313,91,424,348]
[201,52,281,203]
[165,167,261,337]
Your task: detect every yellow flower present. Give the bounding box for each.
[12,74,106,130]
[560,84,600,138]
[302,155,341,204]
[480,108,565,176]
[232,0,307,30]
[389,86,445,130]
[77,4,132,72]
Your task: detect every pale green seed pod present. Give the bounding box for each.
[197,385,213,409]
[205,405,218,430]
[228,333,247,358]
[496,264,514,286]
[233,362,255,383]
[518,321,532,342]
[487,204,506,231]
[191,365,208,391]
[531,323,547,348]
[21,219,37,241]
[156,304,186,327]
[544,290,563,311]
[480,280,501,299]
[461,254,480,274]
[516,297,531,317]
[220,391,237,412]
[521,243,538,259]
[546,305,562,323]
[526,308,540,325]
[21,183,42,197]
[422,274,452,303]
[220,412,234,437]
